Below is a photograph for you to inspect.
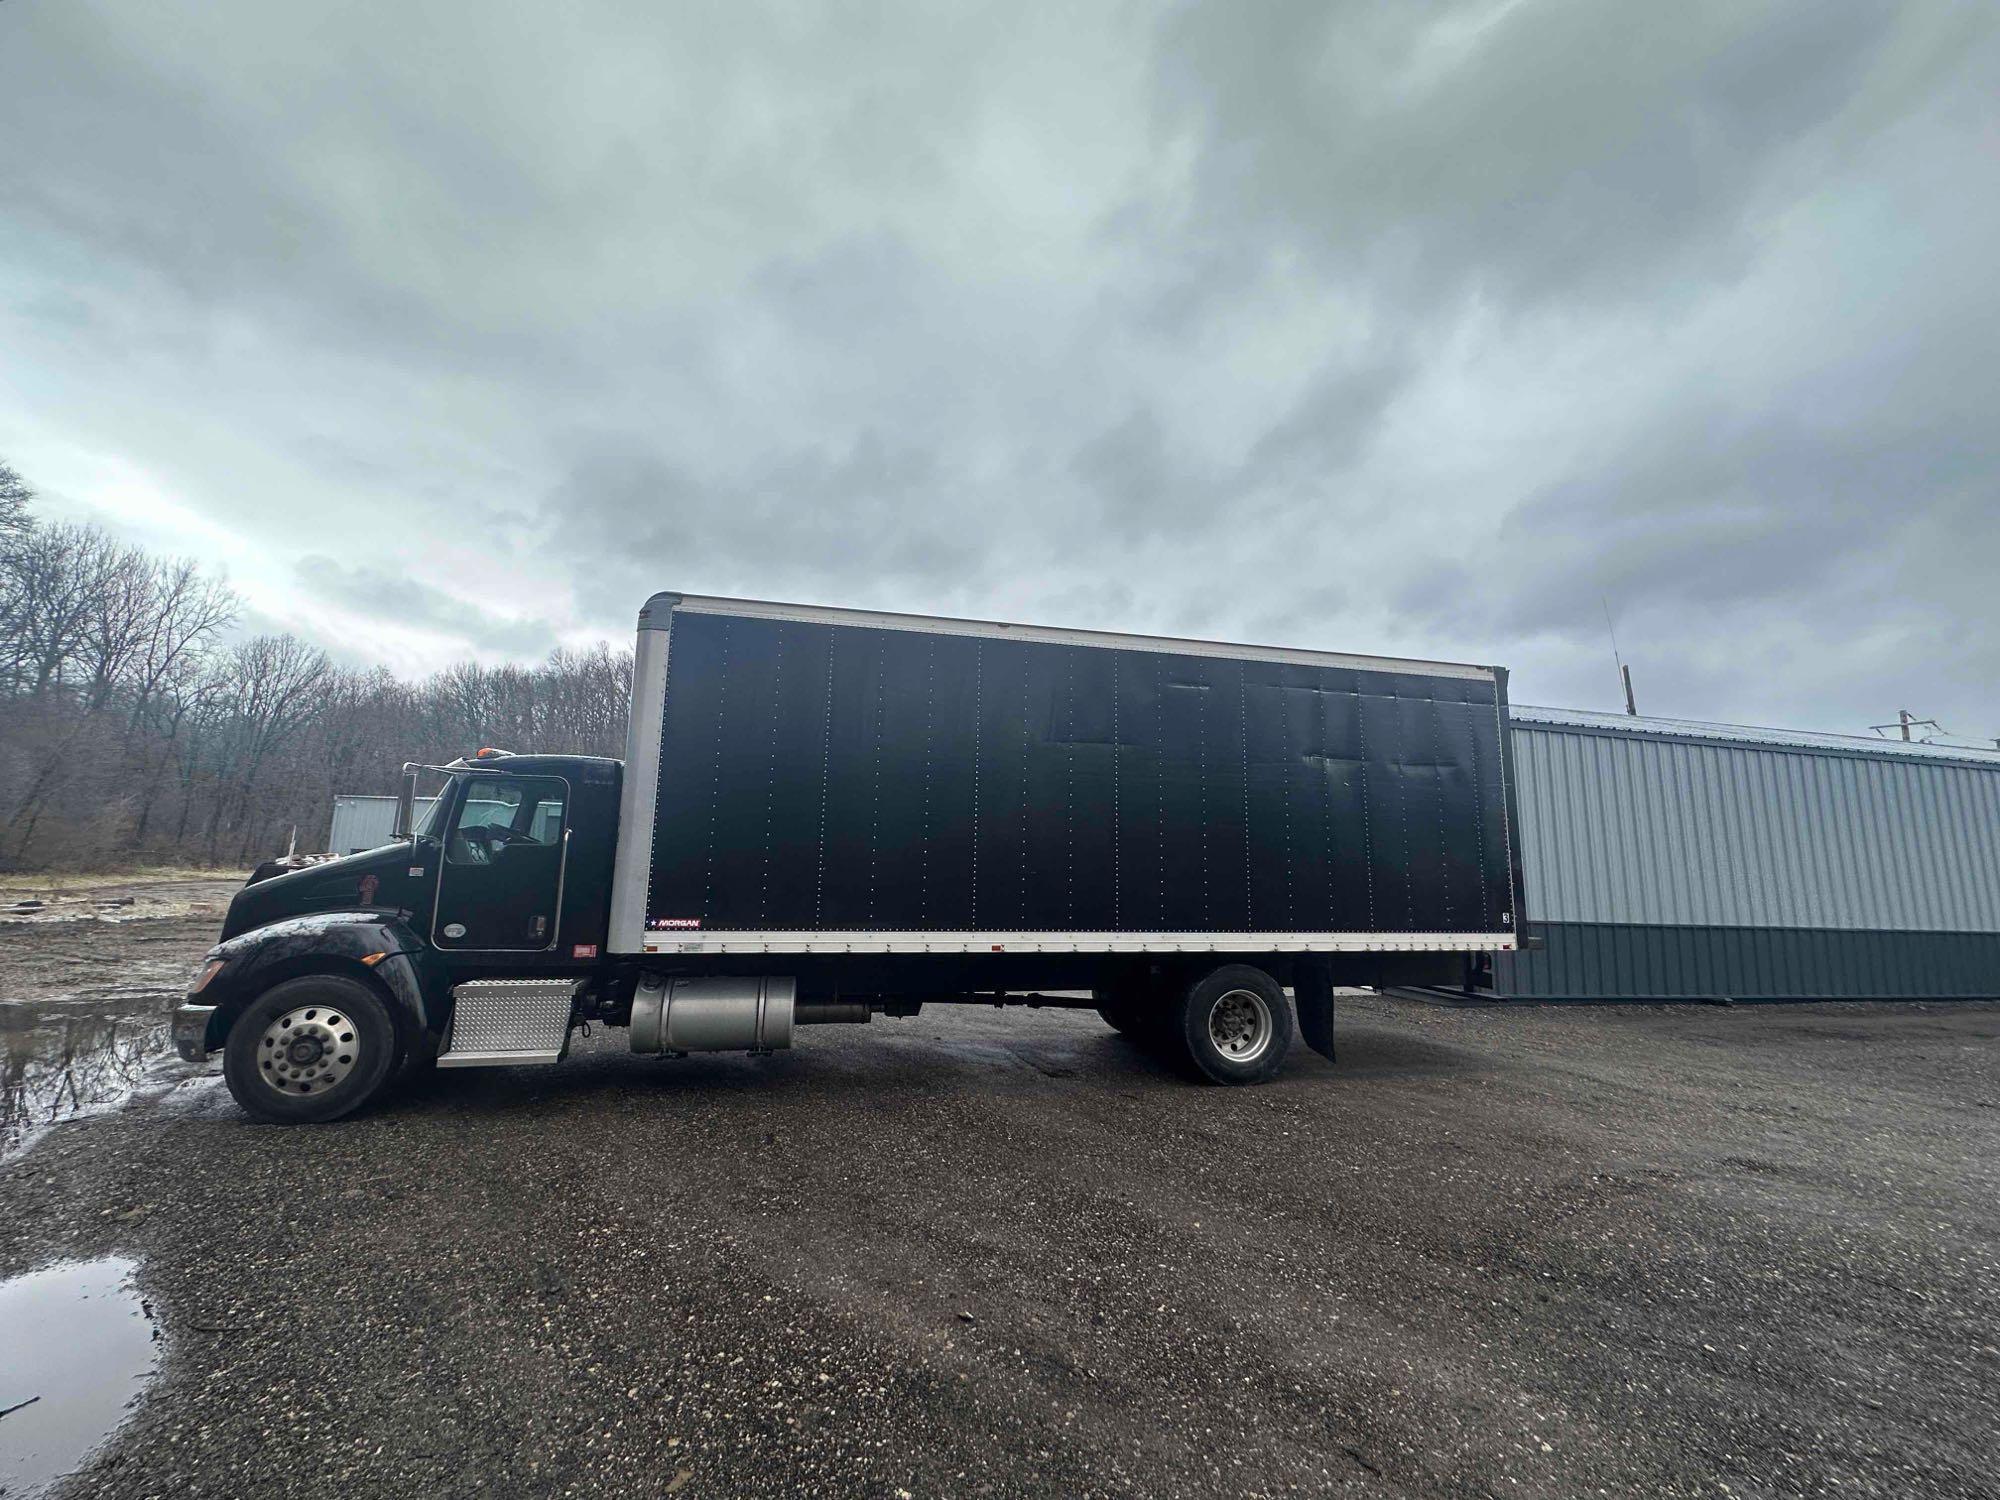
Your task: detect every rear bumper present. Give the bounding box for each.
[172,1002,219,1063]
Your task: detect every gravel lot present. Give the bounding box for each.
[2,888,1997,1498]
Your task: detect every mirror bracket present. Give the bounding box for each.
[392,764,419,841]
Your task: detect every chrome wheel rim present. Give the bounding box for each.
[1208,989,1273,1063]
[257,1005,361,1096]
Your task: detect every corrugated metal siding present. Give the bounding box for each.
[329,795,437,854]
[1513,722,2000,933]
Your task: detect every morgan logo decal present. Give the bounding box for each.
[648,917,702,930]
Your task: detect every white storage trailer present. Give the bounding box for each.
[329,794,438,855]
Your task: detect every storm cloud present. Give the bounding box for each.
[2,1,1995,740]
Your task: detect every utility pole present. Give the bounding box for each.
[1871,709,1942,743]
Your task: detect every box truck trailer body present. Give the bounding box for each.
[617,595,1520,953]
[173,593,1525,1123]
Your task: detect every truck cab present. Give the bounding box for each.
[175,750,624,1120]
[223,751,621,961]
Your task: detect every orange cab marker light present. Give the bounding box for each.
[360,952,388,967]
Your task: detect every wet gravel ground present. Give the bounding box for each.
[1,909,1997,1498]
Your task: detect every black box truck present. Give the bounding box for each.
[174,593,1525,1122]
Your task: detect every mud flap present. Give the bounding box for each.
[1294,957,1336,1062]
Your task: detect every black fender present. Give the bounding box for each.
[196,912,447,1060]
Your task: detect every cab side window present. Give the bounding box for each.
[528,798,565,843]
[445,778,564,865]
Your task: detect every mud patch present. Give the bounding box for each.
[0,876,234,928]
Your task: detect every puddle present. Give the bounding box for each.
[1,909,231,1160]
[0,1257,159,1498]
[1,1001,200,1161]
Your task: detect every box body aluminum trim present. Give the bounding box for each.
[642,929,1518,955]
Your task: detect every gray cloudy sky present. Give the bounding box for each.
[3,1,1996,741]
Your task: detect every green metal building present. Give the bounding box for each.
[1492,706,2000,1001]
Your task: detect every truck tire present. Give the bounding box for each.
[1174,964,1293,1085]
[222,975,398,1125]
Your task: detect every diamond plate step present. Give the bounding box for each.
[437,978,580,1068]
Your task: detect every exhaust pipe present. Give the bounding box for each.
[794,1000,871,1025]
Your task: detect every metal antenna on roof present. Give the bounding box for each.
[1601,598,1638,716]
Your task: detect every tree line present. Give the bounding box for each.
[0,459,631,871]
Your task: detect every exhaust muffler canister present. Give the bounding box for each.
[630,974,795,1054]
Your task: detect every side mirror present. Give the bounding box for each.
[391,766,419,840]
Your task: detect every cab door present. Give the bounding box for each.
[432,774,568,951]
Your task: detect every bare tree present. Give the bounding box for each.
[0,462,636,869]
[205,635,334,862]
[2,522,126,697]
[126,559,238,725]
[78,536,158,713]
[130,641,226,848]
[0,460,30,542]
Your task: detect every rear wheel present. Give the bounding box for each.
[223,975,397,1124]
[1174,964,1293,1085]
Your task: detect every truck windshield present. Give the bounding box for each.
[413,776,458,838]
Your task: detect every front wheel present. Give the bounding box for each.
[1174,964,1294,1085]
[222,975,398,1124]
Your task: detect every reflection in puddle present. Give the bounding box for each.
[0,1257,159,1498]
[1,1001,188,1159]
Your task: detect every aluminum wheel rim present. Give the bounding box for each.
[257,1005,361,1096]
[1208,988,1273,1063]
